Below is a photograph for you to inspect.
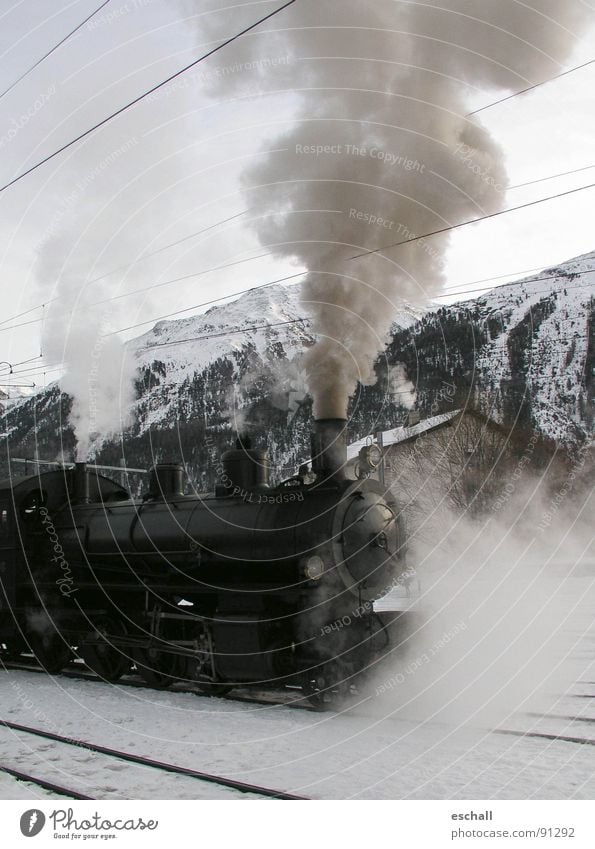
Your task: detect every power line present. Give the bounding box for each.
[347,181,595,260]
[134,317,308,352]
[0,355,42,374]
[0,209,250,330]
[1,266,592,339]
[0,302,47,328]
[0,316,47,335]
[84,209,250,287]
[104,270,307,336]
[0,0,112,101]
[468,57,595,116]
[0,0,297,195]
[1,164,588,332]
[112,259,593,337]
[3,313,591,383]
[0,256,287,334]
[508,164,595,191]
[141,330,590,354]
[434,274,594,301]
[3,333,589,386]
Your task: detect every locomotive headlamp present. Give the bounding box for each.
[303,555,324,581]
[358,444,382,471]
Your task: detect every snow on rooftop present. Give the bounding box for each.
[347,410,461,460]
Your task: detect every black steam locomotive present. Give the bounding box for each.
[0,419,409,706]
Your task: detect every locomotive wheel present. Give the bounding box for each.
[134,647,181,689]
[28,632,72,675]
[79,618,129,682]
[184,657,233,697]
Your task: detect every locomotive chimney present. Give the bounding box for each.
[311,418,348,482]
[148,463,186,499]
[217,435,269,496]
[73,461,90,504]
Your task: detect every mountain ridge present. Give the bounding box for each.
[1,250,592,487]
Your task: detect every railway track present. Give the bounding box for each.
[496,710,595,748]
[0,764,95,800]
[496,728,595,747]
[525,712,595,725]
[0,718,309,800]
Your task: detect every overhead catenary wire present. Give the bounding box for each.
[105,278,595,338]
[137,317,308,352]
[84,209,250,287]
[1,333,590,387]
[1,269,593,339]
[2,159,591,332]
[508,163,595,190]
[347,181,595,260]
[102,270,308,336]
[467,57,595,116]
[0,210,255,330]
[0,0,298,195]
[0,0,112,101]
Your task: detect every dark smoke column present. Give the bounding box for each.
[197,0,591,418]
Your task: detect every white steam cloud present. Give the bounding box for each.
[199,0,590,417]
[370,490,594,737]
[42,282,136,461]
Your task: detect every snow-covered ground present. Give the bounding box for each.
[1,571,594,801]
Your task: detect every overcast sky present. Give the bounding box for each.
[1,0,594,392]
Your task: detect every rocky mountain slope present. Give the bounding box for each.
[0,251,592,488]
[389,250,593,445]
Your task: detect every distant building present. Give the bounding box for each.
[348,408,514,517]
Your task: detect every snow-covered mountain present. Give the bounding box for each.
[132,284,314,435]
[474,252,593,442]
[0,252,592,485]
[388,250,593,444]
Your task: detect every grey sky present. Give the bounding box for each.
[0,0,594,392]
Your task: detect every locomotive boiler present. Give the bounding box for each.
[0,419,409,706]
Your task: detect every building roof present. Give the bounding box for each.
[347,409,462,460]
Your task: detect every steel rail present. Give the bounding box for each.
[0,718,309,800]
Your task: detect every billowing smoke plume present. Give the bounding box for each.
[198,0,590,416]
[41,263,137,461]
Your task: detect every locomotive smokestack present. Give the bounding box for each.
[73,461,90,504]
[311,418,347,481]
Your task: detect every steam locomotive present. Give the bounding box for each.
[0,419,409,706]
